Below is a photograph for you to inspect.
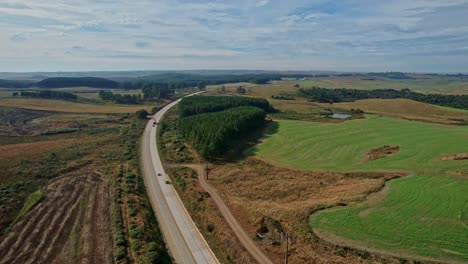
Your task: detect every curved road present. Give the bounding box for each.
[141,93,219,264]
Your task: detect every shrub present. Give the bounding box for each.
[136,109,149,119]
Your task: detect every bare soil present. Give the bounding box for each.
[0,106,51,136]
[365,145,400,161]
[0,173,113,264]
[440,153,468,160]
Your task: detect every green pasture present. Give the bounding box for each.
[252,115,468,262]
[297,77,468,94]
[253,115,468,173]
[311,175,468,262]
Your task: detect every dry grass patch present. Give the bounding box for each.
[0,98,150,113]
[207,158,404,263]
[440,153,468,161]
[331,98,468,125]
[365,145,400,161]
[0,138,77,161]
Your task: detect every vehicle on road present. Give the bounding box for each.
[157,172,162,176]
[165,180,170,184]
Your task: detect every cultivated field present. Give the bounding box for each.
[252,115,468,172]
[295,75,468,94]
[311,175,468,262]
[0,98,150,113]
[251,115,468,262]
[0,100,169,263]
[330,98,468,125]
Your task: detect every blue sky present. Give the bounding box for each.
[1,0,468,72]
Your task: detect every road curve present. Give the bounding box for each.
[185,165,274,264]
[141,93,219,264]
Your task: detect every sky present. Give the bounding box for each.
[1,0,468,73]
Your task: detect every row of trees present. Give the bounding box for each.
[141,83,175,100]
[300,87,468,110]
[98,90,142,104]
[179,106,266,158]
[19,90,77,100]
[178,95,272,117]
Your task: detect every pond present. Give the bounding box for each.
[329,113,351,119]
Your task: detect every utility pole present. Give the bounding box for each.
[284,230,289,264]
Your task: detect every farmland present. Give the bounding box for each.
[252,115,468,172]
[0,98,150,113]
[311,175,468,262]
[250,114,468,262]
[295,75,468,95]
[0,102,170,263]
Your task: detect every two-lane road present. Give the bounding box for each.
[141,94,218,264]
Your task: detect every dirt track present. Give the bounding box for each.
[0,173,113,264]
[184,164,273,264]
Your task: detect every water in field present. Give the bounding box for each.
[329,113,351,119]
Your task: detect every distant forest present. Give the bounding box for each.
[0,79,35,88]
[300,87,468,110]
[37,77,119,88]
[0,73,292,90]
[20,90,77,100]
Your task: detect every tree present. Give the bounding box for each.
[236,86,246,94]
[197,81,207,91]
[221,85,226,94]
[136,109,149,119]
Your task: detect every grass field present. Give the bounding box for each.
[252,115,468,262]
[311,175,468,262]
[252,115,468,172]
[330,98,468,125]
[295,76,468,94]
[0,98,150,113]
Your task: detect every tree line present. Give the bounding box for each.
[178,95,272,117]
[179,106,266,158]
[99,90,142,104]
[299,87,468,110]
[37,77,119,88]
[20,90,77,100]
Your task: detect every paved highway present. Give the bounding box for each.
[141,93,219,264]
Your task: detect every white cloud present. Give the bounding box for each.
[0,0,467,72]
[256,0,270,7]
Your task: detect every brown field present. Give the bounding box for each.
[0,102,169,263]
[207,158,405,263]
[0,106,52,136]
[0,138,77,160]
[0,173,113,264]
[166,166,255,263]
[0,98,150,113]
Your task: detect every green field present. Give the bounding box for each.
[252,115,468,261]
[253,115,468,172]
[311,175,468,262]
[296,76,468,95]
